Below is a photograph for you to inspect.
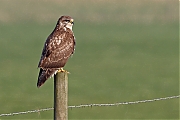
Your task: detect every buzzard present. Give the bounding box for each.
[37,16,75,87]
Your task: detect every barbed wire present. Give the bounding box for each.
[0,95,179,117]
[0,108,54,117]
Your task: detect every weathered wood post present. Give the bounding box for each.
[54,71,68,120]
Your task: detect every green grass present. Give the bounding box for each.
[0,0,179,119]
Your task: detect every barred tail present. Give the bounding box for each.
[37,68,58,87]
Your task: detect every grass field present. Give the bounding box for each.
[0,0,179,119]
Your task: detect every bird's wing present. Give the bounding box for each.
[38,29,75,68]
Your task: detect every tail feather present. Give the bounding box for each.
[37,68,58,87]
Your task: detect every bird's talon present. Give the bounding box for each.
[58,68,69,73]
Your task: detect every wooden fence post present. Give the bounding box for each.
[54,71,68,120]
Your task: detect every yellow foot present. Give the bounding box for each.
[58,68,69,73]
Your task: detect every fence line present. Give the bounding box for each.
[0,94,179,117]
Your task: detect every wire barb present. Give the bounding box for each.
[0,95,179,117]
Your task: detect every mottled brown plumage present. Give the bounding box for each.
[37,16,75,87]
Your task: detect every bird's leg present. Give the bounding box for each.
[58,68,65,72]
[58,68,69,73]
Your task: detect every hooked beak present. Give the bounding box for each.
[70,19,74,24]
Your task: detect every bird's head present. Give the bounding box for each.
[58,16,74,30]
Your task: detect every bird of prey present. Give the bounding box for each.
[37,15,75,87]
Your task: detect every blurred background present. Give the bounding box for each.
[0,0,179,119]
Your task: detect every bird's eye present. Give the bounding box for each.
[65,20,70,22]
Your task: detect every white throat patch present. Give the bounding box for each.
[66,23,73,30]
